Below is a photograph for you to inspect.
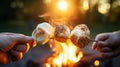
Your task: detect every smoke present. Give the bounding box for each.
[39,13,68,26]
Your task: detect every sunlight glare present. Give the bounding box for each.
[58,0,68,11]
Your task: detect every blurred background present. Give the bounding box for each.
[0,0,120,67]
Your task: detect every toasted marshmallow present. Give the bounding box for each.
[70,24,90,48]
[32,22,54,45]
[54,24,70,42]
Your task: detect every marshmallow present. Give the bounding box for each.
[70,24,90,48]
[54,24,70,42]
[32,22,54,45]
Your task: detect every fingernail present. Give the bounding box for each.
[92,42,96,50]
[31,41,37,48]
[25,43,30,53]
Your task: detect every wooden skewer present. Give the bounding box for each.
[50,37,98,42]
[90,39,98,42]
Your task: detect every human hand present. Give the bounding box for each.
[0,33,36,64]
[92,31,120,58]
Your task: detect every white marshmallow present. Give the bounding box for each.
[32,22,54,45]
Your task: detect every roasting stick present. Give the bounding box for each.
[90,39,98,42]
[50,37,98,42]
[32,23,97,47]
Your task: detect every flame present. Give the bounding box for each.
[45,39,83,67]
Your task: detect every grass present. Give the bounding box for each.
[89,23,120,39]
[0,20,34,36]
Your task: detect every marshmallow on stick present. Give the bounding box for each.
[32,22,54,45]
[70,24,90,48]
[54,24,70,42]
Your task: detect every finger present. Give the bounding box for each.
[8,34,33,43]
[92,41,108,50]
[17,36,36,47]
[29,40,37,48]
[100,52,113,58]
[0,35,16,52]
[5,34,36,48]
[92,41,98,50]
[101,47,120,58]
[9,50,23,61]
[0,51,11,64]
[10,35,35,45]
[0,33,26,37]
[0,32,15,35]
[95,33,110,41]
[13,43,30,53]
[96,47,112,52]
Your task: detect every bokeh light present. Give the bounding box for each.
[43,0,52,4]
[98,3,110,14]
[98,0,110,15]
[10,2,16,8]
[94,60,100,67]
[112,0,120,8]
[83,0,89,11]
[57,0,68,11]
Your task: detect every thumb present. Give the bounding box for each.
[10,35,37,48]
[95,33,110,41]
[0,51,12,64]
[92,41,108,50]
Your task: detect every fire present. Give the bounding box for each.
[45,39,83,67]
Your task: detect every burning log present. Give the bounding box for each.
[54,24,70,42]
[32,22,54,45]
[70,24,90,48]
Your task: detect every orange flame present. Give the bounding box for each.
[45,39,83,67]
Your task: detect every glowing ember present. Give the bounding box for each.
[45,39,83,67]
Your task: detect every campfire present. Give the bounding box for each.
[45,39,83,67]
[32,22,91,67]
[31,1,102,67]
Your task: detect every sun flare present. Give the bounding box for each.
[58,0,68,11]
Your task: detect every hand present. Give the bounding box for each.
[92,31,120,58]
[0,33,36,64]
